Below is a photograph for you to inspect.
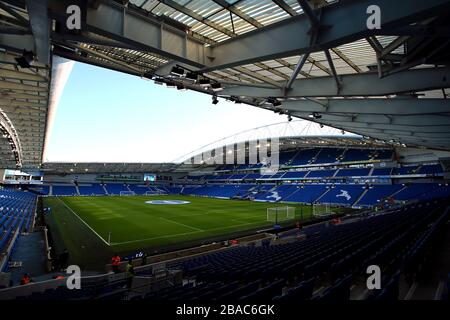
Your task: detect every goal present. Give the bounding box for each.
[145,191,162,196]
[312,203,333,217]
[119,191,136,196]
[267,206,295,223]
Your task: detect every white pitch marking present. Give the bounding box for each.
[434,281,445,300]
[56,197,111,246]
[158,216,203,232]
[111,221,265,246]
[110,230,201,245]
[404,282,418,300]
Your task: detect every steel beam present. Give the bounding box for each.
[285,53,309,91]
[204,0,450,71]
[292,111,450,126]
[49,0,450,72]
[272,0,298,16]
[283,98,450,116]
[26,0,50,65]
[219,67,450,97]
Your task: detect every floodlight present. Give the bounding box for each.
[185,72,198,81]
[267,97,281,107]
[212,95,219,105]
[170,66,185,76]
[198,78,211,86]
[211,82,222,91]
[165,81,176,88]
[309,112,322,119]
[15,50,34,68]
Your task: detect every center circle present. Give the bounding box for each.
[145,200,190,205]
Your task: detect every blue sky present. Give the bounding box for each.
[44,61,297,163]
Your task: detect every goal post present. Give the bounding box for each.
[145,191,162,196]
[119,191,136,196]
[267,206,295,223]
[312,203,333,217]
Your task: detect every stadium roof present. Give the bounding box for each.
[1,0,450,169]
[42,135,393,174]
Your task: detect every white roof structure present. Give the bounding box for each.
[1,0,450,169]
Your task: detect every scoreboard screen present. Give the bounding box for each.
[144,174,156,182]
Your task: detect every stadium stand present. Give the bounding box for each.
[104,183,129,195]
[321,185,365,205]
[306,169,336,178]
[0,189,36,258]
[312,148,343,164]
[78,184,106,196]
[5,197,448,301]
[130,199,449,302]
[371,168,393,176]
[334,168,371,177]
[52,185,77,196]
[356,185,405,207]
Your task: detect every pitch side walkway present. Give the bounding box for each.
[8,232,47,286]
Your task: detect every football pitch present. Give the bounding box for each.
[43,195,317,270]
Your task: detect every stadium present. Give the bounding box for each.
[0,0,450,309]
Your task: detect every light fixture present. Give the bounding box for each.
[287,115,292,122]
[267,97,281,107]
[211,82,222,91]
[142,72,154,80]
[198,78,211,86]
[165,81,176,88]
[15,50,34,68]
[154,78,164,85]
[185,72,198,81]
[308,112,322,119]
[212,95,219,105]
[170,65,184,76]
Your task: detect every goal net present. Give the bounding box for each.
[267,206,295,223]
[312,204,333,217]
[119,191,136,196]
[145,190,163,196]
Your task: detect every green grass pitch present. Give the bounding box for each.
[43,195,315,270]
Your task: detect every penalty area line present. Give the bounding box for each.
[158,216,203,232]
[110,230,201,246]
[110,220,266,246]
[56,197,111,247]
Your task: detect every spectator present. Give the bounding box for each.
[125,259,135,289]
[59,249,69,270]
[111,253,121,273]
[20,273,31,285]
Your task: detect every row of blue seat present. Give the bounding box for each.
[179,182,450,207]
[137,199,448,301]
[0,189,36,254]
[213,147,393,171]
